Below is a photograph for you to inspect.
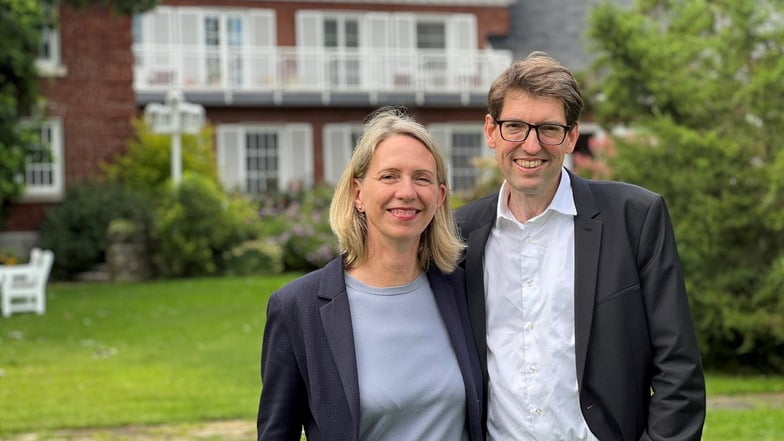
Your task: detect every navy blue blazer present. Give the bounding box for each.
[455,169,706,441]
[257,256,484,441]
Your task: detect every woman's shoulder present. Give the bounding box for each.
[270,257,345,305]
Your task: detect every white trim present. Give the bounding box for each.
[20,118,65,202]
[216,123,314,195]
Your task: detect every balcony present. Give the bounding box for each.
[133,45,513,108]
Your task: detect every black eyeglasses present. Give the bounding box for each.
[493,118,572,146]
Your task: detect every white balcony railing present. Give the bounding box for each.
[133,45,513,98]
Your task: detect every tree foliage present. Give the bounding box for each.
[587,0,784,371]
[0,0,158,226]
[0,0,48,222]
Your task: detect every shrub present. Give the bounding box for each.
[150,173,258,278]
[103,119,218,194]
[256,184,339,272]
[223,239,284,276]
[39,179,154,280]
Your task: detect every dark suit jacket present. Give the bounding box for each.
[455,169,705,441]
[257,256,484,441]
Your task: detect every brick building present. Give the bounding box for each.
[2,0,611,255]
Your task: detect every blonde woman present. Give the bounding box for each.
[257,106,482,441]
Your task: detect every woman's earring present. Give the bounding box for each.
[357,205,364,213]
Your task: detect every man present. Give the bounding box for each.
[455,51,705,440]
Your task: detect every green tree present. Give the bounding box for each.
[103,118,218,193]
[587,0,784,371]
[0,0,158,226]
[0,0,48,223]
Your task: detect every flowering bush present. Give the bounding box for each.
[256,184,339,272]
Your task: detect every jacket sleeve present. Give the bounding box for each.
[257,293,306,441]
[639,196,706,441]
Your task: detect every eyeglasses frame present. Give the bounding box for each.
[493,118,573,146]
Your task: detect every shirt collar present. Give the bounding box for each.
[496,168,577,226]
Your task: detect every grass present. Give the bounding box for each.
[0,275,298,436]
[1,275,783,440]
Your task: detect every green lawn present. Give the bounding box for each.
[1,275,782,440]
[0,275,298,435]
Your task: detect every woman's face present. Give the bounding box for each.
[353,134,446,252]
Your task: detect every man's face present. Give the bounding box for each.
[485,89,579,213]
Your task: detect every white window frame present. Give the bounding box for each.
[36,6,67,77]
[21,118,65,202]
[429,123,490,194]
[296,11,477,89]
[216,123,313,195]
[134,6,275,89]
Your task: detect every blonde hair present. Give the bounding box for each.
[329,106,465,273]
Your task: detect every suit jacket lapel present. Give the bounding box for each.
[318,258,360,438]
[569,171,602,388]
[464,195,497,382]
[429,269,483,440]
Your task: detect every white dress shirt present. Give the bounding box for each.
[484,170,599,441]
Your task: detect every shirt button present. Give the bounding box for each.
[527,279,534,287]
[529,365,538,373]
[525,322,534,331]
[535,408,543,416]
[526,237,533,243]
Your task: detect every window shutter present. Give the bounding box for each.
[279,124,313,191]
[449,14,476,51]
[295,11,322,86]
[177,9,201,85]
[363,13,390,86]
[250,11,275,47]
[142,7,174,45]
[177,9,200,46]
[392,13,416,50]
[296,11,322,47]
[323,125,353,185]
[217,125,245,192]
[428,124,452,188]
[364,13,390,49]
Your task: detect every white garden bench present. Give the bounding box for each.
[0,248,55,317]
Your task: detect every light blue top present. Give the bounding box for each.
[345,271,469,441]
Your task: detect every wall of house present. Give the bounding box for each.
[2,4,136,239]
[204,106,488,184]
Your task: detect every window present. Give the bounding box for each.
[245,132,279,193]
[217,124,313,196]
[36,5,65,76]
[134,7,275,88]
[22,119,65,201]
[429,124,488,194]
[323,123,363,185]
[322,16,361,87]
[416,21,446,49]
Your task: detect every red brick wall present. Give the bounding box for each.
[3,4,136,232]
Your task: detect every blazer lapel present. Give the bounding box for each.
[463,195,497,383]
[428,270,482,439]
[318,258,360,438]
[569,171,602,388]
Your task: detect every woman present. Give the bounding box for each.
[257,106,483,441]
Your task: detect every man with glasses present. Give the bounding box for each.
[455,52,706,440]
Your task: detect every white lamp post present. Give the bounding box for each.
[144,90,205,184]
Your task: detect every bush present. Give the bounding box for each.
[256,184,339,272]
[150,173,259,278]
[39,179,154,280]
[103,119,218,194]
[223,239,284,276]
